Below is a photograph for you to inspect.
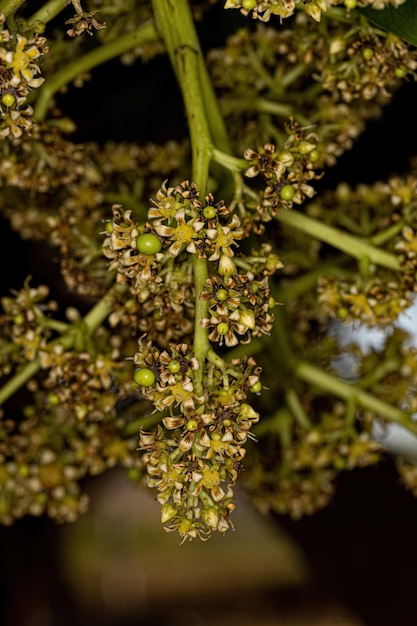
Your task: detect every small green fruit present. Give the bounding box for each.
[250,381,262,394]
[168,360,181,374]
[242,0,257,9]
[134,368,155,387]
[216,288,228,301]
[2,94,15,108]
[203,206,216,219]
[136,233,162,255]
[280,185,295,201]
[217,322,229,336]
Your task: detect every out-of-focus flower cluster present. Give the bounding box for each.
[311,173,417,326]
[208,13,416,167]
[244,398,382,518]
[224,0,407,23]
[0,14,48,139]
[0,281,141,525]
[225,0,337,22]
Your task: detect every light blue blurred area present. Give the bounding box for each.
[331,297,417,461]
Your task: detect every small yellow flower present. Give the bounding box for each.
[5,35,44,88]
[155,209,203,257]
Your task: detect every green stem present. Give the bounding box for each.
[220,97,292,118]
[295,360,417,436]
[285,388,311,430]
[278,256,347,301]
[0,0,24,18]
[0,359,43,408]
[26,0,67,27]
[34,19,159,121]
[370,220,404,247]
[123,412,164,436]
[152,0,214,395]
[212,148,247,172]
[151,0,211,190]
[278,210,402,271]
[358,358,401,390]
[192,258,210,396]
[0,284,121,407]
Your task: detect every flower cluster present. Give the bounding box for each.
[245,402,382,519]
[207,13,416,170]
[0,280,59,372]
[100,176,282,539]
[224,0,330,22]
[244,119,321,220]
[0,15,48,139]
[200,247,280,347]
[317,273,417,326]
[224,0,407,22]
[0,281,141,526]
[135,340,261,541]
[319,31,417,103]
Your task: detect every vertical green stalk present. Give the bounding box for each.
[151,0,213,395]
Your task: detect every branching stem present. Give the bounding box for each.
[0,285,122,407]
[278,209,402,271]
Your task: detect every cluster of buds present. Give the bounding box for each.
[0,281,58,372]
[0,280,139,525]
[0,14,48,139]
[244,119,321,220]
[317,273,416,326]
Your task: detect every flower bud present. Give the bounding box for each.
[304,3,322,21]
[298,140,316,155]
[202,507,219,529]
[219,255,237,276]
[239,403,259,420]
[239,309,256,330]
[161,504,177,524]
[277,150,294,167]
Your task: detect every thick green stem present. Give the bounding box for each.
[151,0,211,190]
[212,148,247,172]
[152,0,213,394]
[278,210,402,271]
[34,20,159,121]
[0,0,24,18]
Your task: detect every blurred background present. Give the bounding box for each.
[3,457,417,626]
